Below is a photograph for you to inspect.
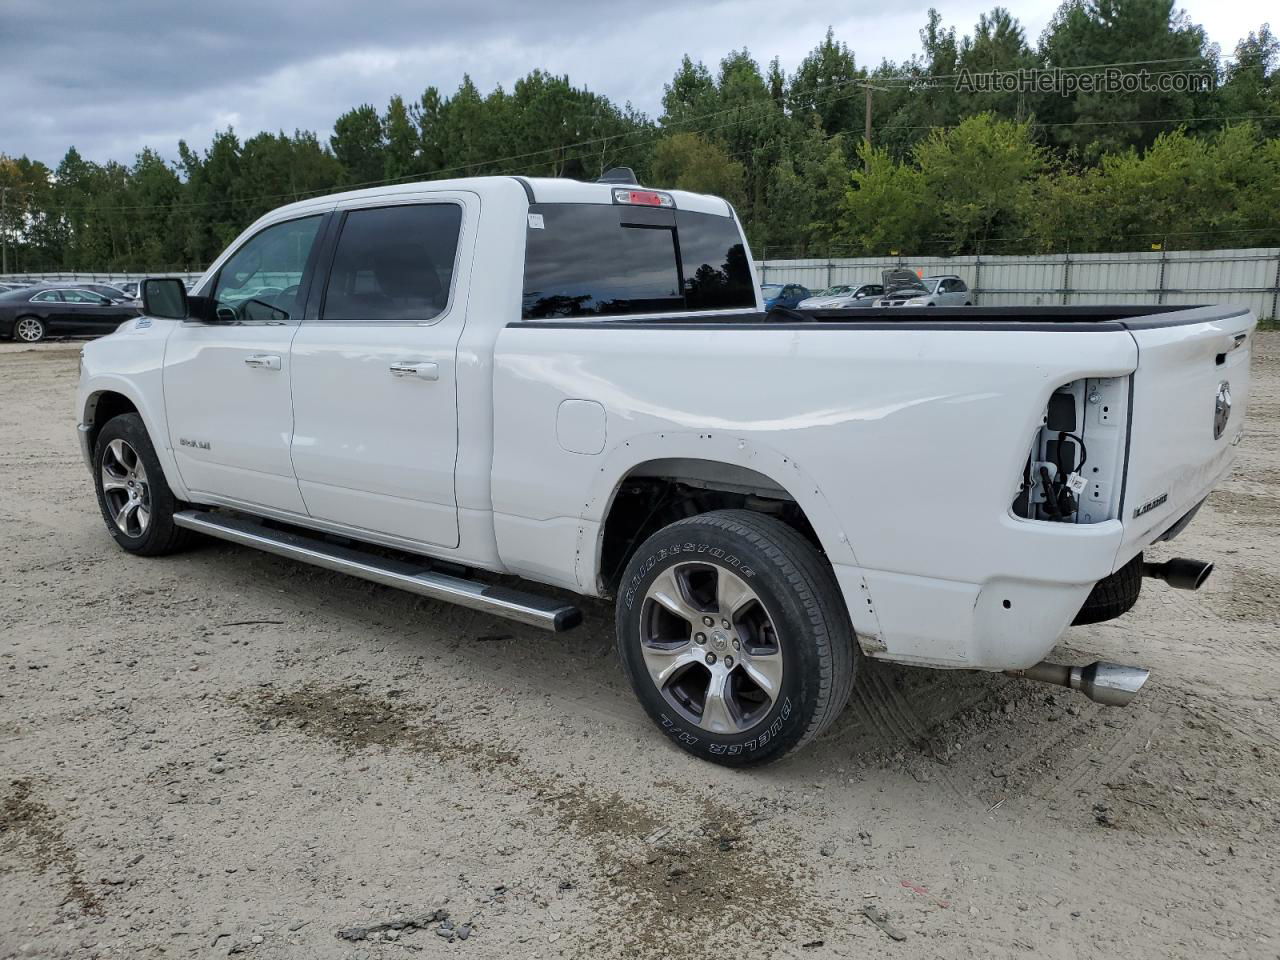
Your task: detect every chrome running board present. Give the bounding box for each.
[172,509,582,632]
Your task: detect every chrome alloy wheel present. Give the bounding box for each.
[100,439,151,538]
[15,318,44,342]
[639,562,783,734]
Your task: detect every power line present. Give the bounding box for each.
[10,55,1254,217]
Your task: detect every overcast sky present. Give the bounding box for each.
[1,0,1272,167]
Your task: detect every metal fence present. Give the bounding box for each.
[757,247,1280,322]
[6,247,1280,322]
[0,270,205,287]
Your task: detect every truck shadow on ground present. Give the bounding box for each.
[164,519,1279,848]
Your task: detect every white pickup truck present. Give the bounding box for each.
[76,172,1254,766]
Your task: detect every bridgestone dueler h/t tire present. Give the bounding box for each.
[616,510,858,767]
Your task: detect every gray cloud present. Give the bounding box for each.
[1,0,1261,168]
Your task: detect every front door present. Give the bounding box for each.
[289,197,470,549]
[57,288,126,334]
[163,213,326,514]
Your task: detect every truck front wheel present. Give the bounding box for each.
[92,413,193,556]
[615,510,857,767]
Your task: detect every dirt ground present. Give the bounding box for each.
[1,333,1277,960]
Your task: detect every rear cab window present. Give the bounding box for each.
[522,201,754,319]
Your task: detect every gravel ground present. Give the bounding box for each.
[1,333,1278,959]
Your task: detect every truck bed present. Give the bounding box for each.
[517,304,1245,331]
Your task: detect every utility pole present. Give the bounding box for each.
[1,186,7,275]
[864,87,873,172]
[859,84,890,173]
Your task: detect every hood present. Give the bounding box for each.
[881,269,927,295]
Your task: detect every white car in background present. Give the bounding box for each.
[875,272,972,307]
[797,283,884,309]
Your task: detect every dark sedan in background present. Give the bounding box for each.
[1,285,141,342]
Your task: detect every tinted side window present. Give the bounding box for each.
[32,291,61,303]
[214,215,322,322]
[63,290,107,304]
[322,204,462,322]
[675,209,754,310]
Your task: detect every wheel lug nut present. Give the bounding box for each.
[721,619,730,629]
[732,638,740,650]
[702,616,714,627]
[725,656,734,668]
[695,633,706,644]
[704,652,716,665]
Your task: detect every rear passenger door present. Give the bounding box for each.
[289,196,472,549]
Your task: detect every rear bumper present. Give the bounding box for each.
[833,481,1222,672]
[835,562,1096,671]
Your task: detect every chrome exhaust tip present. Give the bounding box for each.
[1007,660,1151,707]
[1143,557,1214,591]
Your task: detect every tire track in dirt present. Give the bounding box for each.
[0,779,102,916]
[1037,700,1169,805]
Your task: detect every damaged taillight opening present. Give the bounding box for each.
[1013,376,1129,524]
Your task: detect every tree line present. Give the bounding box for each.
[1,0,1278,272]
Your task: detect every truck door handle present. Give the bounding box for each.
[389,361,439,381]
[244,354,282,370]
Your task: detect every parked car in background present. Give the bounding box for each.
[874,271,971,307]
[798,283,884,309]
[760,282,811,310]
[115,281,141,299]
[0,282,29,293]
[1,285,141,342]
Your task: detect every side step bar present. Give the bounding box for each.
[172,510,582,632]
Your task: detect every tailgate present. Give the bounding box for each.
[1119,307,1255,555]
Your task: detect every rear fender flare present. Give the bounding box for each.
[575,430,860,591]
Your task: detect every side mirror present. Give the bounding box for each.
[140,277,189,320]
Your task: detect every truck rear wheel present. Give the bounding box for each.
[92,413,194,556]
[615,510,857,767]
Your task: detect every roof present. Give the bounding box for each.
[256,175,734,225]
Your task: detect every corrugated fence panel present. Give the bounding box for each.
[0,270,204,286]
[756,247,1280,320]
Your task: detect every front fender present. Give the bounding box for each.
[78,321,188,500]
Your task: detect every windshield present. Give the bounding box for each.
[824,285,853,296]
[888,280,926,293]
[760,284,783,295]
[922,278,943,293]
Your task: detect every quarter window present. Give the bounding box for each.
[321,204,462,323]
[31,290,61,303]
